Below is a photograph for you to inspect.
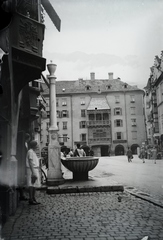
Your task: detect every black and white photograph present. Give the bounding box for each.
[0,1,163,240]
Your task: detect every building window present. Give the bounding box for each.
[57,110,60,118]
[130,95,135,103]
[63,134,68,142]
[115,119,123,127]
[130,107,136,115]
[106,84,111,90]
[47,111,50,117]
[80,133,86,141]
[80,121,86,128]
[115,96,120,103]
[85,85,91,90]
[46,122,49,130]
[131,131,137,139]
[89,114,94,120]
[114,108,122,115]
[80,98,85,105]
[103,113,109,120]
[81,109,86,117]
[61,110,68,118]
[116,132,122,139]
[161,114,163,129]
[93,129,106,138]
[131,118,136,126]
[63,122,67,130]
[62,98,67,106]
[56,98,59,107]
[30,80,39,88]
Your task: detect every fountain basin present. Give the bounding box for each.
[61,156,99,181]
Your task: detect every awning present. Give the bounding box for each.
[87,97,110,110]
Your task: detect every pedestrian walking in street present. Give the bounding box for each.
[151,145,157,164]
[140,146,146,163]
[74,143,86,157]
[147,145,152,160]
[26,140,41,205]
[126,147,133,162]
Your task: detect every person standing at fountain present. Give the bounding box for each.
[74,143,86,157]
[26,140,41,205]
[19,133,31,201]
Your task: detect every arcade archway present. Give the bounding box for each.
[115,145,125,156]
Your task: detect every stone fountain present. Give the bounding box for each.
[61,156,99,181]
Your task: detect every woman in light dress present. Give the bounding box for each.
[26,140,41,205]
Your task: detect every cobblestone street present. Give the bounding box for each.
[2,190,163,240]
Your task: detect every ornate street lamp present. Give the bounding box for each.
[46,61,64,186]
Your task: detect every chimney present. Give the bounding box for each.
[90,72,95,80]
[108,72,113,80]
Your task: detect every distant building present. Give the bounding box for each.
[41,72,146,156]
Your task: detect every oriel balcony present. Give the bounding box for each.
[87,120,111,127]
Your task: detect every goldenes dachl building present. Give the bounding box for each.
[41,73,146,157]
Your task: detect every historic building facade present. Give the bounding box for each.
[144,52,163,150]
[41,73,146,156]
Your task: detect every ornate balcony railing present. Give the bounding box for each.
[87,120,111,127]
[88,137,111,144]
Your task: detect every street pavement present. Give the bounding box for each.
[1,156,163,240]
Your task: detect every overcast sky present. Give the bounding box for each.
[42,0,163,89]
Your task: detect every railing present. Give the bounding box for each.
[88,137,111,144]
[87,120,111,127]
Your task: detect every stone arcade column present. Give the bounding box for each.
[47,62,64,186]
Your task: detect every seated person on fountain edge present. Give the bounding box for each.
[60,148,66,160]
[74,143,86,157]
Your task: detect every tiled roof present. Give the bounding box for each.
[41,78,141,95]
[87,97,110,110]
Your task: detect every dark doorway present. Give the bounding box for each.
[115,145,124,156]
[101,145,108,156]
[131,144,139,154]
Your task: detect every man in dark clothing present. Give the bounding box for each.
[126,147,133,162]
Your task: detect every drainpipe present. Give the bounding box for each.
[124,91,128,150]
[70,95,73,148]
